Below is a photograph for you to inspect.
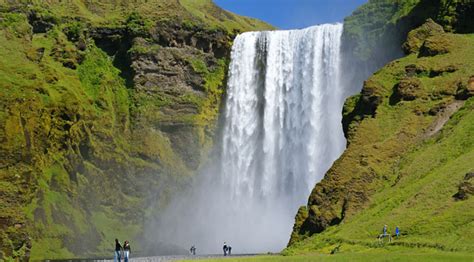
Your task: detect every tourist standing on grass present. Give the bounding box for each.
[123,240,131,262]
[114,239,122,262]
[395,226,400,238]
[378,224,392,243]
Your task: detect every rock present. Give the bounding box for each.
[428,102,447,116]
[455,76,474,100]
[453,172,474,200]
[360,79,384,116]
[465,172,474,180]
[27,11,57,34]
[151,22,231,58]
[342,80,385,140]
[131,45,207,96]
[429,64,458,77]
[403,19,444,54]
[405,64,427,77]
[288,206,310,245]
[394,78,423,101]
[419,34,452,57]
[405,64,458,78]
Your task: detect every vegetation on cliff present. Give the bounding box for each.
[288,18,474,256]
[0,1,271,260]
[342,0,474,75]
[0,0,272,33]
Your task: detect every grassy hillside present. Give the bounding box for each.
[0,1,272,260]
[288,21,474,256]
[0,0,273,32]
[0,12,167,260]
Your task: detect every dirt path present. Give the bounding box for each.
[93,254,257,262]
[423,100,465,138]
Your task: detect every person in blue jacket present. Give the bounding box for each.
[395,226,400,239]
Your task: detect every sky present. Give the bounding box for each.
[213,0,368,30]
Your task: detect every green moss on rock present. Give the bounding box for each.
[403,19,445,54]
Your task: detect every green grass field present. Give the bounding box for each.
[180,250,474,262]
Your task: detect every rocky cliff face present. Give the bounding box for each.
[0,2,271,260]
[288,15,474,253]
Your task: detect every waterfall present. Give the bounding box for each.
[222,23,345,205]
[152,24,347,254]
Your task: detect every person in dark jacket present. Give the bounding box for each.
[114,239,122,262]
[123,240,131,262]
[223,242,228,256]
[189,245,196,255]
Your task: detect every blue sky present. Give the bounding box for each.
[213,0,368,29]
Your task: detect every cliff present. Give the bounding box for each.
[288,2,474,254]
[0,1,272,260]
[342,0,474,74]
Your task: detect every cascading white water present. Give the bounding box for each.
[222,23,345,205]
[153,24,347,254]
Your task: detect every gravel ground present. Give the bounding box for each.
[89,254,257,262]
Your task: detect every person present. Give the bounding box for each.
[114,239,122,262]
[228,245,232,255]
[395,226,400,238]
[223,242,228,256]
[189,245,196,255]
[378,225,392,243]
[123,240,131,262]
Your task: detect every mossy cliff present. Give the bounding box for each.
[341,0,474,84]
[288,16,474,257]
[0,1,272,260]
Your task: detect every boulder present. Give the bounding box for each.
[27,11,57,34]
[395,78,423,101]
[419,34,452,57]
[429,64,458,77]
[453,172,474,200]
[403,19,444,54]
[360,79,384,116]
[455,76,474,100]
[428,102,447,116]
[405,64,427,77]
